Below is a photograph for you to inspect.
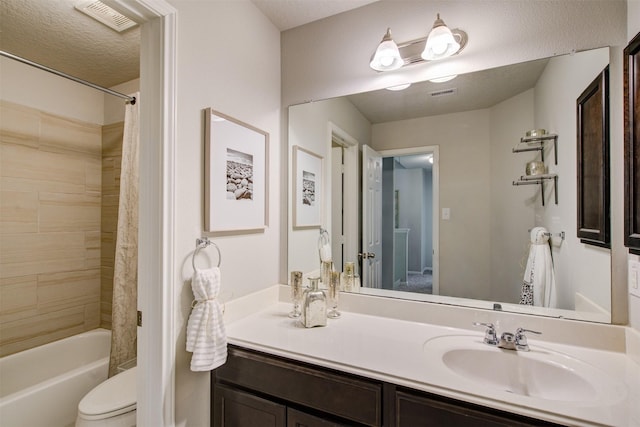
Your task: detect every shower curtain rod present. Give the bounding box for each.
[1,50,136,104]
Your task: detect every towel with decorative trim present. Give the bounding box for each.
[519,227,557,308]
[186,267,227,371]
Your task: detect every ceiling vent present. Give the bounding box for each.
[429,88,457,97]
[75,1,138,33]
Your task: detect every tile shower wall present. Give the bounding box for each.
[0,100,102,356]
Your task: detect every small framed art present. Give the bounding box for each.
[292,145,322,228]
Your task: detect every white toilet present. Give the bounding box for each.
[75,366,137,427]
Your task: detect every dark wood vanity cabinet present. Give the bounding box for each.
[212,346,563,427]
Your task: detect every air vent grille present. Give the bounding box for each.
[429,88,458,97]
[75,1,138,33]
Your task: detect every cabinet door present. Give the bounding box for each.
[287,408,346,427]
[395,390,553,427]
[213,383,286,427]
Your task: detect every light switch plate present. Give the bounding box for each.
[442,208,450,220]
[629,260,640,298]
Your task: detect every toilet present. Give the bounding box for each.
[75,366,137,427]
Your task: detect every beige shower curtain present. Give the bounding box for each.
[109,94,140,377]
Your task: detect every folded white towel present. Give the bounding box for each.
[186,267,227,371]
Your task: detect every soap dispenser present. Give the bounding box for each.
[301,276,327,328]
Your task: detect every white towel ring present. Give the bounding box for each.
[192,237,221,270]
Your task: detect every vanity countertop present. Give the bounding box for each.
[225,301,640,427]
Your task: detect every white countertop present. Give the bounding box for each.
[225,301,640,427]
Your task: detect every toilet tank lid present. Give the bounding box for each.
[79,367,137,416]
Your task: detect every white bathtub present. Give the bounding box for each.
[0,328,111,427]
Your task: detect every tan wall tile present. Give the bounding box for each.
[37,269,100,308]
[0,102,117,354]
[0,276,37,315]
[39,193,100,232]
[1,143,87,189]
[39,112,101,157]
[0,101,40,147]
[0,190,38,233]
[102,122,124,157]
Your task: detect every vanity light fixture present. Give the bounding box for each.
[369,14,467,72]
[369,28,404,72]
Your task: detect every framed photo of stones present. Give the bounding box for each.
[204,108,268,232]
[293,146,322,228]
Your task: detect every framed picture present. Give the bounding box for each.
[204,108,269,232]
[293,146,323,228]
[576,66,610,248]
[624,32,640,254]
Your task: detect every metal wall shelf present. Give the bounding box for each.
[512,134,558,165]
[512,174,558,206]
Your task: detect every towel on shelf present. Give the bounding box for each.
[186,267,227,371]
[519,227,557,308]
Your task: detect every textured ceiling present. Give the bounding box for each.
[0,0,140,88]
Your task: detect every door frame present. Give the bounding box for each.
[327,122,359,266]
[378,146,440,295]
[106,1,177,425]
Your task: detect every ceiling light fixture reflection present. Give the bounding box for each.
[386,83,412,91]
[429,75,458,83]
[369,28,404,72]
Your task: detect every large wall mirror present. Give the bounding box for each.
[288,47,612,323]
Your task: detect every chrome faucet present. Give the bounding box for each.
[473,323,541,351]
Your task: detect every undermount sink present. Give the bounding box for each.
[423,335,626,405]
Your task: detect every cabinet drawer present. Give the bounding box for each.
[395,389,562,427]
[215,346,382,426]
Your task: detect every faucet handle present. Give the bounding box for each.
[473,322,498,345]
[515,328,542,351]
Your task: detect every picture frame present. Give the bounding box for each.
[624,32,640,254]
[292,146,323,228]
[204,108,269,232]
[576,66,610,248]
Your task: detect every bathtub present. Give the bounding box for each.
[0,328,111,427]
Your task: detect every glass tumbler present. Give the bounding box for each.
[327,270,341,319]
[289,271,303,318]
[321,260,334,286]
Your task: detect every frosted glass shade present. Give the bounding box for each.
[421,15,461,61]
[370,28,403,71]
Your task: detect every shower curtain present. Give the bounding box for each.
[109,94,140,377]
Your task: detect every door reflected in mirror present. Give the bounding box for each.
[288,47,612,323]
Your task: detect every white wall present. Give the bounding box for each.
[534,48,611,313]
[288,97,371,277]
[488,89,536,303]
[168,1,281,425]
[372,110,492,300]
[0,57,104,124]
[628,0,640,329]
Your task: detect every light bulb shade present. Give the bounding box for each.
[421,14,461,61]
[370,28,403,71]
